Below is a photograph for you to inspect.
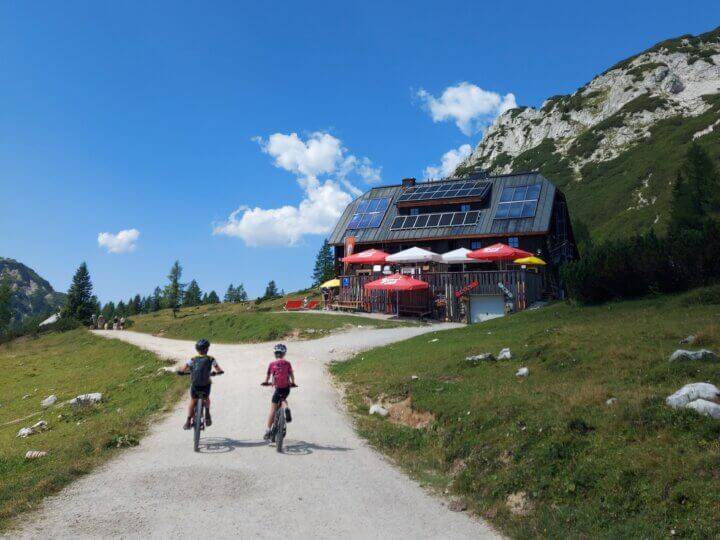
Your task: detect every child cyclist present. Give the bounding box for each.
[178,339,224,430]
[262,343,296,440]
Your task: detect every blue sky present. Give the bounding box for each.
[1,1,718,303]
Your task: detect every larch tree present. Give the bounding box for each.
[312,239,335,286]
[164,260,184,318]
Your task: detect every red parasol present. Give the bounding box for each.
[364,273,429,291]
[341,248,390,265]
[467,242,533,262]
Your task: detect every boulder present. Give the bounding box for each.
[664,74,685,94]
[666,382,720,408]
[32,421,48,430]
[653,65,669,83]
[410,375,419,381]
[679,335,697,345]
[606,397,618,405]
[685,399,720,420]
[516,367,529,377]
[41,395,58,409]
[70,393,103,406]
[498,348,512,360]
[669,349,718,363]
[369,404,388,417]
[16,427,34,438]
[25,450,48,460]
[465,353,495,364]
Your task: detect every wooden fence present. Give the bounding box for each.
[336,270,544,322]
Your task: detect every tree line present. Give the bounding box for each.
[562,143,720,303]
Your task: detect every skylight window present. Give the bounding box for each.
[494,185,541,219]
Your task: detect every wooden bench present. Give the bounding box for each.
[398,306,433,318]
[331,300,364,312]
[283,300,303,311]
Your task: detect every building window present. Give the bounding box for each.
[508,237,519,248]
[410,208,420,216]
[460,204,471,212]
[471,241,482,250]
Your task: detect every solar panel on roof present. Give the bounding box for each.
[389,211,480,231]
[494,185,540,220]
[345,197,390,230]
[397,181,490,203]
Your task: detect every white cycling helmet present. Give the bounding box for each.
[273,343,287,355]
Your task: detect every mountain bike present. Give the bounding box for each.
[261,382,297,453]
[180,372,222,452]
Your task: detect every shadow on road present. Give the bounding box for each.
[198,437,352,455]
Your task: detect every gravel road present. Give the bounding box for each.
[6,325,500,539]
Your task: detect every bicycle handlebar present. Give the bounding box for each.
[177,371,223,376]
[260,382,298,387]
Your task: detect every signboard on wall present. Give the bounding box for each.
[344,235,356,274]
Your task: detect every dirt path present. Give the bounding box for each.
[7,326,500,539]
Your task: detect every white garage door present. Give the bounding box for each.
[470,295,505,323]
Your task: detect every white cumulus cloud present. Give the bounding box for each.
[424,144,473,180]
[417,82,517,135]
[97,229,140,254]
[214,132,378,246]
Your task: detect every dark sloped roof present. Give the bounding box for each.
[328,172,557,246]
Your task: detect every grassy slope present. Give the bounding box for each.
[129,302,415,343]
[332,287,720,538]
[0,330,184,528]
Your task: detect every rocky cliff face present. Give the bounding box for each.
[0,258,66,321]
[457,28,720,240]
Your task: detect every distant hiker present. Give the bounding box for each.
[321,288,329,309]
[113,317,119,330]
[97,314,105,329]
[302,296,309,308]
[91,313,97,329]
[119,316,126,330]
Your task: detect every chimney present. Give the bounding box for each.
[402,177,416,188]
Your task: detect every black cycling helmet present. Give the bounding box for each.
[195,339,210,353]
[273,343,287,355]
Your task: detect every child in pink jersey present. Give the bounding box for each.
[262,343,296,440]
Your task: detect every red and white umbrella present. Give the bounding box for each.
[467,242,533,262]
[364,273,429,316]
[341,248,390,265]
[364,273,429,291]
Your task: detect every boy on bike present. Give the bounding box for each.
[262,343,295,440]
[178,339,224,430]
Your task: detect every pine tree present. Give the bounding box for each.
[184,279,202,306]
[201,292,208,304]
[224,284,236,303]
[132,294,142,314]
[164,260,184,317]
[264,280,279,299]
[141,296,152,313]
[236,283,248,302]
[101,301,115,321]
[61,262,95,323]
[116,301,127,317]
[151,287,163,312]
[669,144,718,234]
[0,276,12,334]
[312,239,336,286]
[126,297,137,315]
[206,290,220,304]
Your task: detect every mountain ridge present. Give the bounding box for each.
[456,26,720,240]
[0,257,66,322]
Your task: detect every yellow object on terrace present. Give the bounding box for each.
[513,256,547,266]
[319,278,341,288]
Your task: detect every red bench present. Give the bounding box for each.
[306,300,319,310]
[283,300,303,311]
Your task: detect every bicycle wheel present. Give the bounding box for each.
[193,399,203,452]
[275,408,286,453]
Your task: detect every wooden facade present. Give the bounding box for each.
[335,269,543,322]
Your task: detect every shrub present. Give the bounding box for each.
[562,221,720,303]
